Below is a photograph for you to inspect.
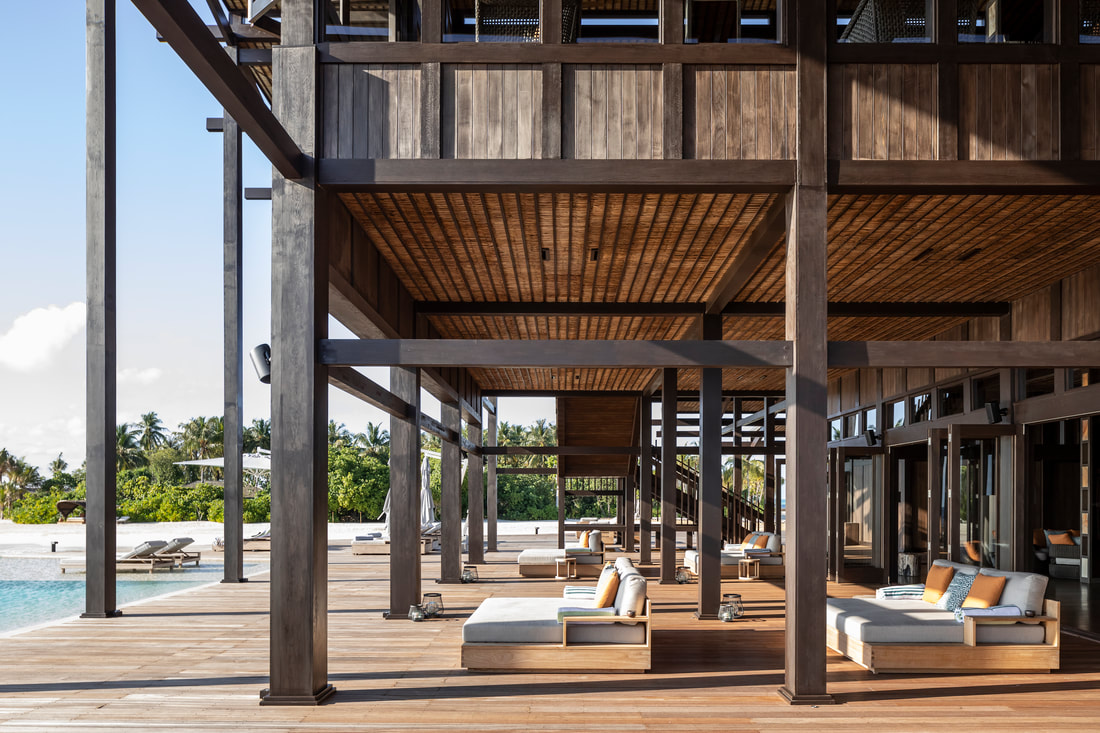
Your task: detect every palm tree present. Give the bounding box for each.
[179,416,224,481]
[1,457,42,518]
[358,422,389,454]
[49,453,68,477]
[244,418,271,452]
[526,419,556,468]
[0,448,13,489]
[116,424,147,471]
[328,421,353,448]
[137,412,170,452]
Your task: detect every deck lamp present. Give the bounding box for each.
[675,566,693,584]
[408,604,426,622]
[864,428,878,446]
[985,401,1008,424]
[421,592,444,618]
[249,343,272,384]
[461,565,479,583]
[718,593,744,622]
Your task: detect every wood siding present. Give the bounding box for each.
[830,64,937,161]
[1062,263,1100,340]
[959,64,1060,161]
[443,64,543,159]
[686,65,796,160]
[1082,65,1100,160]
[563,65,662,159]
[322,64,422,159]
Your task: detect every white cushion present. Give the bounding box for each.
[976,568,1049,615]
[827,597,1045,644]
[463,597,645,644]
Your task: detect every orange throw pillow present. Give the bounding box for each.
[753,534,771,549]
[593,570,620,608]
[1049,532,1076,546]
[742,533,756,545]
[921,564,955,604]
[579,531,590,548]
[962,573,1007,609]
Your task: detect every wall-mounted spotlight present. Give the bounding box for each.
[250,343,272,384]
[985,401,1008,424]
[863,428,878,447]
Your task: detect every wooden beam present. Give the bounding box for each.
[660,368,678,584]
[319,159,795,191]
[440,401,462,583]
[828,341,1100,369]
[542,63,562,159]
[486,398,498,552]
[327,366,411,420]
[497,467,557,475]
[639,387,654,565]
[468,419,485,564]
[417,302,706,316]
[84,0,120,621]
[205,0,234,47]
[662,63,683,159]
[483,446,638,456]
[724,302,1012,318]
[321,41,797,64]
[830,160,1100,193]
[540,0,562,44]
[389,367,422,616]
[318,339,793,369]
[221,80,246,584]
[696,365,722,619]
[420,62,441,158]
[706,196,787,314]
[131,0,304,179]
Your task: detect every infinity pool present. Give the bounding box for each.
[0,557,267,635]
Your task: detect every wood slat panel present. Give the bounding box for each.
[1082,65,1100,160]
[833,64,937,161]
[558,395,638,476]
[1062,262,1100,340]
[443,64,542,159]
[323,64,422,159]
[686,65,796,160]
[563,64,662,159]
[960,64,1059,161]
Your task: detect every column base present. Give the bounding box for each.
[777,687,835,705]
[80,610,123,619]
[659,578,679,585]
[220,578,249,584]
[259,684,336,706]
[693,611,719,621]
[435,578,465,584]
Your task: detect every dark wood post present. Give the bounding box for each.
[927,428,945,573]
[486,398,498,552]
[696,362,722,619]
[779,0,832,706]
[764,397,777,533]
[947,424,961,561]
[84,0,120,620]
[624,459,636,553]
[660,368,678,583]
[557,474,566,549]
[440,401,462,583]
[222,60,246,583]
[639,391,653,564]
[264,0,333,704]
[468,419,485,563]
[732,397,743,533]
[389,366,422,615]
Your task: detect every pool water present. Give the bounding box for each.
[0,557,268,634]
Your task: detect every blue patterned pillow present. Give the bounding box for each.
[936,571,976,611]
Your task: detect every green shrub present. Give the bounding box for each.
[9,489,72,524]
[244,491,271,523]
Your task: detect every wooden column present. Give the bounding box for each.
[935,0,959,160]
[733,398,743,533]
[468,421,485,563]
[764,397,777,533]
[486,398,498,552]
[660,368,678,583]
[440,401,462,583]
[947,424,961,561]
[639,393,653,564]
[221,61,246,583]
[389,367,422,615]
[264,0,333,703]
[624,459,636,553]
[83,0,120,620]
[696,362,723,619]
[557,474,566,549]
[927,428,945,573]
[779,0,831,706]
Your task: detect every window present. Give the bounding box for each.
[844,413,859,439]
[886,399,905,428]
[830,418,843,441]
[325,0,416,41]
[686,0,781,44]
[836,0,930,43]
[1023,369,1055,399]
[972,374,1001,412]
[1071,368,1100,388]
[863,407,878,433]
[959,0,1046,44]
[939,384,964,417]
[1084,0,1100,43]
[911,393,932,423]
[577,3,658,43]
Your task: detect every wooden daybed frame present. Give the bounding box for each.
[461,599,652,673]
[827,599,1061,674]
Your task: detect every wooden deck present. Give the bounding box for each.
[3,535,1100,731]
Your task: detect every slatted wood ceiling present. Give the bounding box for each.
[558,395,639,476]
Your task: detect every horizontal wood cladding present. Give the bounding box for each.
[471,367,658,392]
[322,64,422,159]
[339,191,774,303]
[830,64,937,161]
[426,314,694,340]
[959,64,1060,161]
[738,195,1100,306]
[559,395,638,477]
[563,65,663,160]
[1062,263,1100,340]
[443,64,543,159]
[686,65,796,160]
[1012,286,1055,341]
[1082,65,1100,160]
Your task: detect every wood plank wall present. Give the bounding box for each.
[1062,263,1100,340]
[323,64,423,159]
[830,64,937,160]
[1081,65,1100,160]
[959,64,1060,161]
[685,65,796,160]
[443,64,543,159]
[562,64,663,159]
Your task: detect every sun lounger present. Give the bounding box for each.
[154,537,201,568]
[60,540,176,574]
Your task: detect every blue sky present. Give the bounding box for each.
[0,3,550,472]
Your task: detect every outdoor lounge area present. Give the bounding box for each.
[5,535,1100,731]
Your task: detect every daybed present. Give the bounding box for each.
[826,559,1060,674]
[350,535,434,555]
[683,531,785,579]
[516,529,607,578]
[462,557,651,672]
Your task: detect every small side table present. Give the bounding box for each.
[555,556,577,580]
[738,557,761,581]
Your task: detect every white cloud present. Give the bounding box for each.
[118,367,163,386]
[0,302,86,372]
